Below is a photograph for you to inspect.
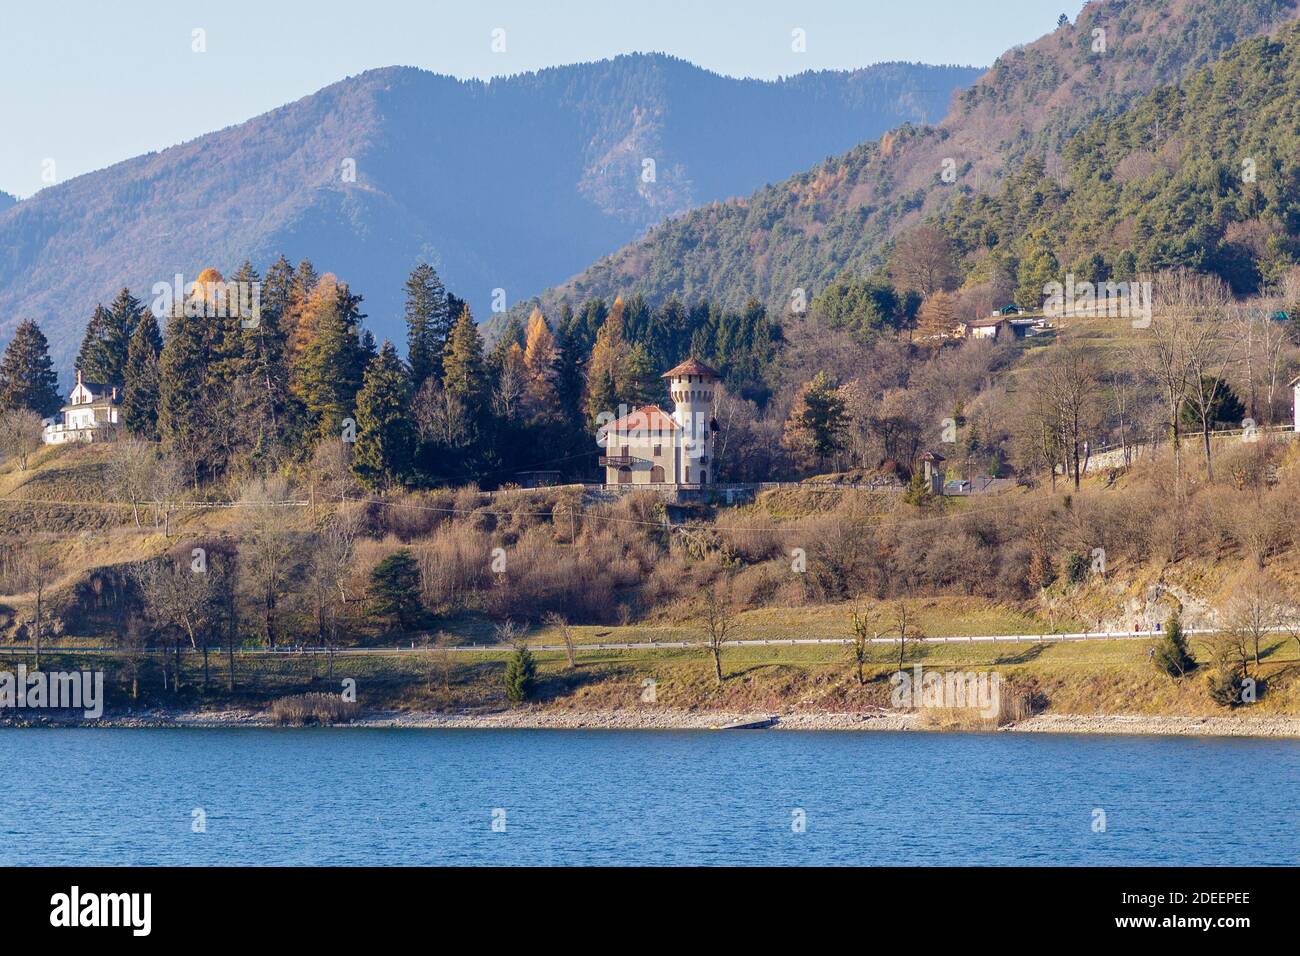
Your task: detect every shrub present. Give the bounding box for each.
[1061,551,1089,584]
[1206,667,1250,708]
[1152,613,1195,677]
[504,644,537,703]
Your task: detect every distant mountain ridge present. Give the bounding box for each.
[0,54,980,375]
[522,0,1300,316]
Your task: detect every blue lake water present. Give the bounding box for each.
[0,728,1295,866]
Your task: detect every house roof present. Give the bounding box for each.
[661,357,720,380]
[598,405,678,434]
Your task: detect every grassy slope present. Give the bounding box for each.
[12,630,1299,719]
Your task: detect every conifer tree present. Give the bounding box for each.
[367,549,423,630]
[239,259,293,460]
[782,372,848,467]
[523,307,560,418]
[504,643,537,703]
[351,341,415,490]
[292,281,367,440]
[157,307,209,478]
[915,290,958,341]
[77,289,142,386]
[0,319,61,417]
[286,259,320,358]
[442,305,487,415]
[121,310,163,439]
[404,263,449,390]
[554,305,585,424]
[585,296,633,424]
[75,305,110,379]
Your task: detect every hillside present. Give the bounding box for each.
[0,55,979,375]
[522,0,1300,317]
[942,21,1300,298]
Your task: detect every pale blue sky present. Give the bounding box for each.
[0,0,1081,198]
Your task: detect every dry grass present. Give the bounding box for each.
[267,693,360,726]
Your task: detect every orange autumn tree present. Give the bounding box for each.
[522,308,560,418]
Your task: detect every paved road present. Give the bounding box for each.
[12,626,1239,656]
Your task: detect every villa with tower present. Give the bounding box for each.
[597,358,720,488]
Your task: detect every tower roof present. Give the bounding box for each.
[661,357,720,380]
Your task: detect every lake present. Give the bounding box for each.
[1,728,1294,866]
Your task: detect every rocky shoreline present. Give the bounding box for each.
[4,707,1299,737]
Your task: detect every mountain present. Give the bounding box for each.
[525,0,1300,316]
[0,192,14,213]
[0,54,980,373]
[941,20,1300,297]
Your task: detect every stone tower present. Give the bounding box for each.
[662,358,720,485]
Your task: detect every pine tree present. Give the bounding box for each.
[122,310,163,439]
[585,296,633,424]
[351,341,415,490]
[915,290,958,341]
[75,305,110,379]
[367,549,423,630]
[286,259,320,359]
[77,289,142,386]
[504,643,537,703]
[522,307,560,418]
[442,305,487,414]
[403,263,449,390]
[0,319,61,416]
[554,306,585,424]
[1153,612,1196,677]
[109,287,143,344]
[239,260,293,462]
[157,307,209,476]
[292,282,367,440]
[782,372,848,466]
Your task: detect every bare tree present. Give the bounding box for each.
[1221,571,1292,673]
[238,475,298,649]
[891,600,920,672]
[132,550,218,693]
[12,542,59,670]
[0,408,45,471]
[1044,339,1103,489]
[1136,270,1229,489]
[849,607,885,686]
[544,611,577,669]
[889,224,957,299]
[106,439,159,528]
[1177,277,1237,480]
[146,453,186,536]
[699,584,740,685]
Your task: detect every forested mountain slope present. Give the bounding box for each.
[0,55,978,373]
[524,0,1300,316]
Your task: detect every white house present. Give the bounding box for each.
[42,370,122,444]
[1291,373,1300,433]
[597,358,720,487]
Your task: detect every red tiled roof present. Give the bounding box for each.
[599,405,678,433]
[661,357,720,379]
